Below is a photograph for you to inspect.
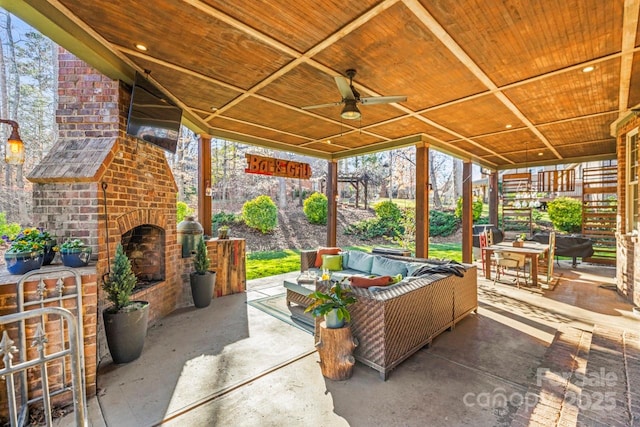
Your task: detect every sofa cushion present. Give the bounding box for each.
[331,269,366,282]
[321,254,343,271]
[350,275,394,288]
[347,251,374,273]
[370,256,409,278]
[315,247,341,268]
[339,251,350,269]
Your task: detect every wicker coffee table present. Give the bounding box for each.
[284,277,316,326]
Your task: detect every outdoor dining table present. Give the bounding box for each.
[483,241,549,287]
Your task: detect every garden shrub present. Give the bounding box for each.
[176,201,193,224]
[430,210,459,237]
[242,195,278,233]
[548,197,582,233]
[0,212,21,240]
[303,192,328,225]
[454,197,483,221]
[373,200,402,222]
[212,211,239,227]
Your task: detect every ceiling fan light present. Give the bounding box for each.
[341,101,361,120]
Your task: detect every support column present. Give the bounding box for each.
[415,143,429,258]
[489,171,499,227]
[198,134,212,236]
[326,160,338,247]
[462,161,473,263]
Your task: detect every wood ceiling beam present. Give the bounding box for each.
[618,0,640,116]
[403,0,563,160]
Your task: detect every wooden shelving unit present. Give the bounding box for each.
[501,172,533,239]
[582,166,617,265]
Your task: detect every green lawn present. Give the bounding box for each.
[245,243,463,280]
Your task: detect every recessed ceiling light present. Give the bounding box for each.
[210,106,218,111]
[134,43,148,51]
[326,140,332,144]
[538,152,544,156]
[582,65,594,73]
[505,124,512,129]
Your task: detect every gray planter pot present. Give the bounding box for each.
[190,271,216,308]
[103,301,149,364]
[325,309,345,328]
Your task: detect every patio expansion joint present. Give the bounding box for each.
[150,348,318,427]
[425,351,528,393]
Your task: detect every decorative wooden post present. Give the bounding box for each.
[462,160,473,263]
[315,322,358,380]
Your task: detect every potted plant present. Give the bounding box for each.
[305,280,357,328]
[59,238,92,267]
[513,233,526,248]
[102,243,149,364]
[3,234,45,275]
[217,225,229,240]
[190,236,215,308]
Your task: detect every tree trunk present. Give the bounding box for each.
[278,177,287,208]
[453,158,463,201]
[430,155,443,209]
[315,322,358,380]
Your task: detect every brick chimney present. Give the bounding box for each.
[27,48,192,369]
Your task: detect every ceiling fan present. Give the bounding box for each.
[301,69,407,120]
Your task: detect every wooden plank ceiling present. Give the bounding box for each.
[9,0,639,169]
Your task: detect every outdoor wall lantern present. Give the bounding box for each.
[0,119,25,165]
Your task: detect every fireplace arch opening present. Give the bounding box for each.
[121,224,165,289]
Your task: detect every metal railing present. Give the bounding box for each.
[1,267,88,426]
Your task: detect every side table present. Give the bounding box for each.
[283,277,316,326]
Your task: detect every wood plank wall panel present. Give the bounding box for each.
[626,53,640,109]
[421,0,624,86]
[223,98,344,138]
[422,95,524,137]
[126,56,241,111]
[202,0,380,53]
[59,0,294,89]
[208,117,310,145]
[503,58,620,124]
[369,117,457,141]
[538,113,619,145]
[313,2,486,111]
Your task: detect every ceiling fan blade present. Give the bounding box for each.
[360,95,407,105]
[301,101,343,110]
[334,76,355,100]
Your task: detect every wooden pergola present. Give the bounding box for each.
[5,0,632,261]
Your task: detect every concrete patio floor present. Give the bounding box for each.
[67,261,638,426]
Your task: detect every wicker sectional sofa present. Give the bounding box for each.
[300,249,478,380]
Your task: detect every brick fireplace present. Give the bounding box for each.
[26,49,194,381]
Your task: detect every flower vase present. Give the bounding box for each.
[4,250,44,275]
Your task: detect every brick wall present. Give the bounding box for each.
[23,49,194,403]
[0,271,98,418]
[616,114,640,307]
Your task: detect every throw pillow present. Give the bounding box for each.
[339,251,350,269]
[347,250,374,273]
[315,247,341,268]
[322,254,343,271]
[370,256,408,278]
[350,275,393,288]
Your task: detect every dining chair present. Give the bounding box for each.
[493,251,528,288]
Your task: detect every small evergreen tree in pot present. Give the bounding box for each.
[190,236,215,308]
[102,244,149,364]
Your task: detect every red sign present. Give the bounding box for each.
[244,154,312,179]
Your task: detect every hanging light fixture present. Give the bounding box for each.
[0,119,24,165]
[340,99,361,120]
